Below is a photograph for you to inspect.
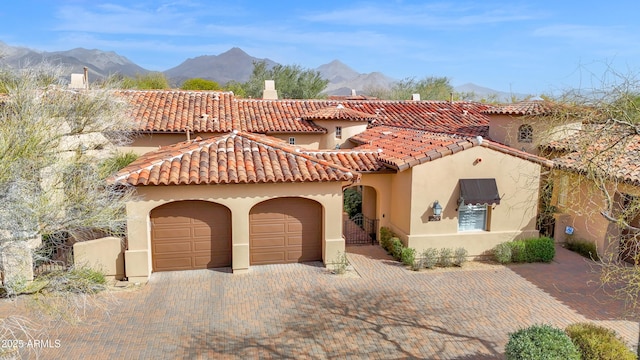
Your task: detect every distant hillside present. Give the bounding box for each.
[0,41,149,79]
[164,47,278,86]
[0,42,526,100]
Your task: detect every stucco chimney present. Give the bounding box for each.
[262,80,278,100]
[351,89,357,96]
[411,93,420,101]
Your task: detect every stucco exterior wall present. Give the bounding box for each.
[74,237,125,280]
[389,170,413,241]
[269,134,321,150]
[122,133,219,155]
[551,173,635,253]
[405,146,542,256]
[124,182,345,282]
[312,120,368,149]
[487,114,581,155]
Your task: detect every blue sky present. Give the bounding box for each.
[1,1,639,95]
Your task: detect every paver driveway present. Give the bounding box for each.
[2,246,638,359]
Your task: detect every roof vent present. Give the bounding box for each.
[200,113,209,120]
[411,93,420,101]
[336,104,345,109]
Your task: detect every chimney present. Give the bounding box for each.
[262,80,278,100]
[69,67,89,90]
[411,93,420,101]
[351,89,357,96]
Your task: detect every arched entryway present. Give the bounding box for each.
[249,197,322,265]
[343,185,379,245]
[150,200,232,272]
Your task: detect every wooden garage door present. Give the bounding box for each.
[151,201,231,272]
[250,197,322,265]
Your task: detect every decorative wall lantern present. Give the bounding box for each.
[429,200,443,221]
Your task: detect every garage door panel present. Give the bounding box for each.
[251,223,286,234]
[250,197,322,265]
[153,228,192,240]
[252,236,286,247]
[154,242,192,254]
[151,201,232,272]
[251,251,286,264]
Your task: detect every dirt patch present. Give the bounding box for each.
[407,260,505,273]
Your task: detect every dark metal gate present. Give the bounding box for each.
[343,213,379,245]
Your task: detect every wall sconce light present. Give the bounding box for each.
[429,200,443,221]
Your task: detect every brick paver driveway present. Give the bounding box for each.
[2,246,638,359]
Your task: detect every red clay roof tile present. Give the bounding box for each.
[111,131,359,186]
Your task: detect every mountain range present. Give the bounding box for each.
[0,41,524,100]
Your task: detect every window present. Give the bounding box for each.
[458,204,488,231]
[335,126,342,139]
[518,124,533,143]
[288,137,295,145]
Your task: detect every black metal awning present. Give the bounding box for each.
[459,179,501,206]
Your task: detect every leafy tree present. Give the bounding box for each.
[242,61,329,99]
[223,80,247,98]
[122,72,170,89]
[365,76,454,101]
[181,78,220,91]
[343,187,362,218]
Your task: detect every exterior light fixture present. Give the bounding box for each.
[429,200,443,221]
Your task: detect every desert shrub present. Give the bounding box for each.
[40,267,107,294]
[401,247,416,266]
[439,248,453,267]
[509,240,528,263]
[391,238,404,260]
[331,251,349,275]
[505,324,580,360]
[565,322,636,360]
[380,227,393,252]
[566,239,600,261]
[453,248,468,266]
[493,242,512,264]
[421,248,439,269]
[525,237,555,262]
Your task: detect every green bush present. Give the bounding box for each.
[380,227,393,252]
[525,237,555,262]
[565,322,636,360]
[421,248,439,269]
[566,239,600,261]
[493,242,512,264]
[401,247,416,266]
[505,324,580,360]
[391,238,404,260]
[453,248,468,266]
[509,240,528,263]
[439,248,453,267]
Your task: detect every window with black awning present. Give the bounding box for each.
[458,179,501,206]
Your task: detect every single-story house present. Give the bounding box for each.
[108,90,553,282]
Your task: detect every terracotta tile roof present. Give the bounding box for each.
[350,126,552,171]
[552,126,640,185]
[303,150,387,172]
[110,131,359,186]
[483,99,556,116]
[121,90,490,137]
[300,104,377,122]
[118,90,238,133]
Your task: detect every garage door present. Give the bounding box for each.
[250,197,322,265]
[151,201,231,271]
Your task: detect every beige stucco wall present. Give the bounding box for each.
[312,120,368,149]
[403,146,541,256]
[74,237,125,280]
[124,181,345,282]
[488,114,581,155]
[122,133,219,155]
[551,172,640,253]
[269,134,321,150]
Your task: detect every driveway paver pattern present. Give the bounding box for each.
[1,246,638,359]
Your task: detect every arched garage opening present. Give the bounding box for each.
[150,200,232,272]
[249,197,323,265]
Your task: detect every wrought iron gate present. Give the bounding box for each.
[343,213,379,245]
